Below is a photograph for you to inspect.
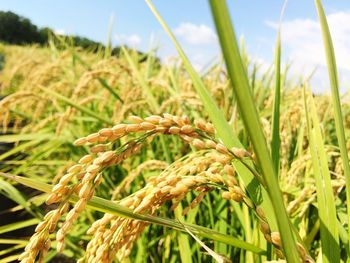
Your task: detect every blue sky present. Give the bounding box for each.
[0,1,349,91]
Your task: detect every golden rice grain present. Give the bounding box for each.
[74,137,87,146]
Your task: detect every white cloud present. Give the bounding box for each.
[266,11,350,92]
[54,29,66,35]
[174,22,217,45]
[115,34,142,47]
[190,53,211,71]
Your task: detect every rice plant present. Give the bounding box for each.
[0,0,349,262]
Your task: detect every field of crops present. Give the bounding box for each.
[0,1,349,263]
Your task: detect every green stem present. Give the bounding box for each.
[315,0,350,255]
[271,29,281,175]
[208,1,299,262]
[0,172,266,255]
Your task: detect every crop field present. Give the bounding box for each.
[0,1,349,263]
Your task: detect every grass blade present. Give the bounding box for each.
[0,140,43,162]
[208,1,299,262]
[0,218,39,235]
[271,28,281,176]
[145,0,279,239]
[271,1,287,175]
[0,244,26,258]
[184,225,226,263]
[0,239,28,245]
[145,0,240,148]
[121,46,159,111]
[314,0,350,255]
[175,204,193,263]
[0,254,22,263]
[0,178,33,215]
[303,87,340,263]
[0,133,54,143]
[97,77,124,103]
[0,172,266,255]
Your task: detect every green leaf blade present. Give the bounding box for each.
[314,0,350,255]
[0,172,267,256]
[303,88,340,263]
[208,1,300,262]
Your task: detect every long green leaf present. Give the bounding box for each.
[0,239,28,245]
[0,133,54,143]
[0,254,22,263]
[184,225,226,263]
[0,218,39,235]
[303,87,340,263]
[144,0,278,237]
[0,244,26,259]
[122,46,158,111]
[0,173,266,255]
[208,1,299,262]
[0,140,42,162]
[314,0,350,255]
[144,0,240,148]
[271,20,282,175]
[174,204,193,263]
[97,77,124,103]
[0,178,33,215]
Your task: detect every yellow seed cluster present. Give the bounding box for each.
[17,111,299,261]
[0,92,40,132]
[107,167,238,259]
[82,150,247,261]
[18,203,69,263]
[19,114,256,262]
